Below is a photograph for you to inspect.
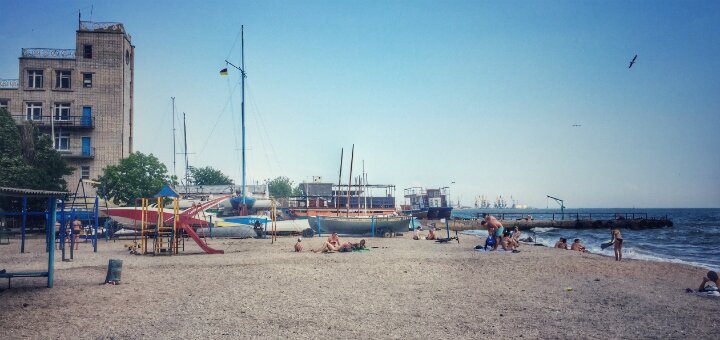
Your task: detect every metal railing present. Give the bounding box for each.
[0,79,19,89]
[471,212,652,221]
[79,21,125,33]
[11,115,94,128]
[58,147,95,159]
[21,48,76,59]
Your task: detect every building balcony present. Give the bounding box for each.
[11,115,94,129]
[58,147,95,159]
[0,79,19,89]
[21,48,76,60]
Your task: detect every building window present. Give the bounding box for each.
[81,166,90,180]
[83,73,93,88]
[83,45,92,59]
[27,70,43,89]
[25,102,43,120]
[54,103,71,121]
[0,99,8,111]
[126,50,130,65]
[55,70,71,89]
[54,131,70,151]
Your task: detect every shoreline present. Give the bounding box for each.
[1,235,718,338]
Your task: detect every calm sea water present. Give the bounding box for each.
[454,208,720,270]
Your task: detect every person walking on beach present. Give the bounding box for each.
[611,226,623,261]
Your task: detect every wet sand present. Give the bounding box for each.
[1,234,718,339]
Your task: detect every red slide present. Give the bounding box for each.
[180,225,224,254]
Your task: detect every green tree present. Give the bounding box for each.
[188,166,233,185]
[292,183,303,196]
[0,108,73,212]
[0,108,72,191]
[95,152,172,205]
[266,176,295,198]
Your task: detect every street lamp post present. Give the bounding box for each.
[220,25,248,214]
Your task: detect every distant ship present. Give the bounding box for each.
[474,195,529,209]
[400,187,453,219]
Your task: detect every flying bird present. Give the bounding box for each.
[572,124,582,127]
[628,54,637,68]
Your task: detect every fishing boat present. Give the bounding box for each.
[307,215,411,236]
[287,181,397,219]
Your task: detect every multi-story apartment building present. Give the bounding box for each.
[0,20,134,195]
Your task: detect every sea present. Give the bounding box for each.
[453,208,720,271]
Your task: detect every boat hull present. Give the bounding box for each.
[307,215,411,235]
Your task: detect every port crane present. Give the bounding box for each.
[546,195,565,220]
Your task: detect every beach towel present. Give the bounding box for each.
[473,248,519,253]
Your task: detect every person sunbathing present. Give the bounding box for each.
[511,227,522,244]
[426,228,436,240]
[327,232,341,247]
[351,239,367,251]
[312,241,340,253]
[315,239,366,253]
[554,238,568,249]
[699,271,719,292]
[570,239,588,253]
[413,227,421,240]
[294,238,303,252]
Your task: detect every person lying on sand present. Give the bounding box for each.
[555,238,568,250]
[699,271,719,292]
[294,238,303,252]
[351,239,367,251]
[312,241,340,253]
[426,228,436,240]
[314,239,366,253]
[570,239,588,253]
[339,239,367,252]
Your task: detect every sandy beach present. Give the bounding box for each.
[1,234,718,339]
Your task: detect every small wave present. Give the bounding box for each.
[619,249,715,270]
[461,230,487,237]
[531,227,557,233]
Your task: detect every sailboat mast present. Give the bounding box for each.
[346,144,354,217]
[336,148,343,216]
[183,112,189,193]
[171,97,176,179]
[241,25,247,208]
[363,162,367,214]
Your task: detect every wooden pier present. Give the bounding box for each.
[421,216,673,232]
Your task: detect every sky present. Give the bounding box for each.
[1,0,719,208]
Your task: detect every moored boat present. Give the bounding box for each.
[401,187,453,219]
[307,215,411,236]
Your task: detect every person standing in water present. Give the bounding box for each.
[611,226,623,261]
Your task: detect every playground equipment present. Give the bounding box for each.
[137,197,180,255]
[131,185,224,255]
[0,186,67,288]
[54,179,108,261]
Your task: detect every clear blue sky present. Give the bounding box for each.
[1,0,719,208]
